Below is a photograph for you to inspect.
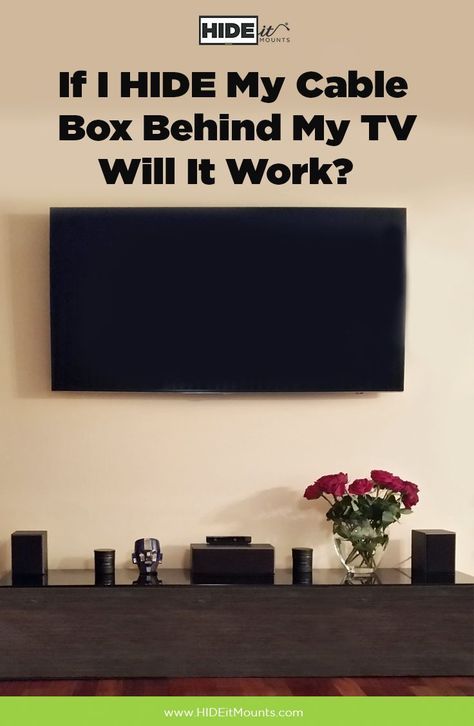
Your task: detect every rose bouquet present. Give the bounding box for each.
[304,470,420,575]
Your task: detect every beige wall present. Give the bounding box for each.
[1,1,473,572]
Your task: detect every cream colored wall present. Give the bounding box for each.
[1,1,473,572]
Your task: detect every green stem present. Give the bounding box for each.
[344,547,360,565]
[342,540,380,570]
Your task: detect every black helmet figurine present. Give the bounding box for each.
[132,538,163,581]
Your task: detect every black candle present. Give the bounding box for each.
[94,548,115,576]
[292,547,313,574]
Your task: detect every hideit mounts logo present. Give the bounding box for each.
[199,16,290,45]
[260,22,290,44]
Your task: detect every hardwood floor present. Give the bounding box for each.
[0,677,472,696]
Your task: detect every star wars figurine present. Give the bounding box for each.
[132,537,163,585]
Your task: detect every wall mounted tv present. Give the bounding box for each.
[50,207,406,393]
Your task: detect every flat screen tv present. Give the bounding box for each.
[50,207,406,392]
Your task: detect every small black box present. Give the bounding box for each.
[191,543,274,576]
[11,531,48,576]
[411,529,455,576]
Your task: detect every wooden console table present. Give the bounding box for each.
[0,569,472,679]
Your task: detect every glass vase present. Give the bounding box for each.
[333,525,388,577]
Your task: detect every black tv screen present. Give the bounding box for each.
[50,207,406,392]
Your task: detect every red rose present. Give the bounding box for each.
[304,472,348,499]
[348,478,373,495]
[386,476,406,493]
[371,469,405,492]
[331,479,348,497]
[371,469,397,486]
[403,479,419,493]
[304,482,323,500]
[316,472,348,497]
[402,481,419,508]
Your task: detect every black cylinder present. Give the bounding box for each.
[292,570,313,585]
[292,547,313,574]
[95,572,115,587]
[94,548,115,576]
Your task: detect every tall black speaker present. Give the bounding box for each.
[411,529,455,580]
[11,531,48,576]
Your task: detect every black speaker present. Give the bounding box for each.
[191,543,274,577]
[411,529,455,578]
[11,531,48,576]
